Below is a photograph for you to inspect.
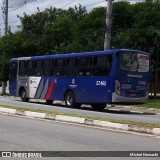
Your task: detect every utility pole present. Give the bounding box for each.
[4,0,9,34]
[104,0,113,50]
[1,0,8,95]
[0,25,1,37]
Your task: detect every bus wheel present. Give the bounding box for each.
[21,89,29,102]
[91,104,106,111]
[65,91,75,108]
[46,100,53,105]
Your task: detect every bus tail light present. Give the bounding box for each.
[115,80,121,95]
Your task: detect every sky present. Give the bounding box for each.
[0,0,108,36]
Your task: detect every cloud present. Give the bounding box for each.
[0,0,107,35]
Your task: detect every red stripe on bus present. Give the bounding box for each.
[45,80,54,100]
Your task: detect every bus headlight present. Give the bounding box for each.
[115,80,121,95]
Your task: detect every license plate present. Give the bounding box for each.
[130,93,136,96]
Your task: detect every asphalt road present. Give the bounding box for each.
[0,96,160,124]
[0,114,160,160]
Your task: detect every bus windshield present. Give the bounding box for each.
[120,52,149,73]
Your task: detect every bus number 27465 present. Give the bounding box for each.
[96,81,106,86]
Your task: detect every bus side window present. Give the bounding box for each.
[78,57,92,76]
[43,59,51,76]
[35,60,44,76]
[49,59,55,76]
[55,59,65,76]
[93,55,112,76]
[19,61,27,76]
[65,58,78,76]
[26,60,35,76]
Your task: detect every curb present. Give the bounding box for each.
[0,107,160,136]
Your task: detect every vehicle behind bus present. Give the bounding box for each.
[9,49,150,110]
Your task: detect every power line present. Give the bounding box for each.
[0,20,19,25]
[9,2,26,11]
[61,0,107,9]
[1,0,39,36]
[9,0,37,11]
[61,0,76,9]
[85,0,106,8]
[8,1,25,9]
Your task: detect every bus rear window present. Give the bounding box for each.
[120,52,149,72]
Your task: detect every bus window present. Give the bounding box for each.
[68,58,78,67]
[120,52,149,72]
[43,59,50,68]
[35,60,44,76]
[93,55,112,76]
[28,61,33,68]
[79,57,92,66]
[48,59,55,76]
[19,61,26,68]
[26,60,36,76]
[19,61,27,76]
[37,60,43,68]
[65,58,78,76]
[55,59,65,76]
[43,59,51,76]
[51,59,55,67]
[56,59,65,67]
[10,61,17,68]
[78,57,92,76]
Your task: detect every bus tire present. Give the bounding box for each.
[91,104,106,111]
[65,91,75,108]
[20,89,29,102]
[46,100,53,105]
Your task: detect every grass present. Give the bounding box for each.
[133,98,160,109]
[0,104,160,129]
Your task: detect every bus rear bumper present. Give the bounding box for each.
[112,92,148,103]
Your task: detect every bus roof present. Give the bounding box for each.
[10,49,150,62]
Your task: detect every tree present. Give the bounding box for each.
[0,32,24,94]
[112,0,160,97]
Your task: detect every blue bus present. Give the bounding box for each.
[9,49,150,110]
